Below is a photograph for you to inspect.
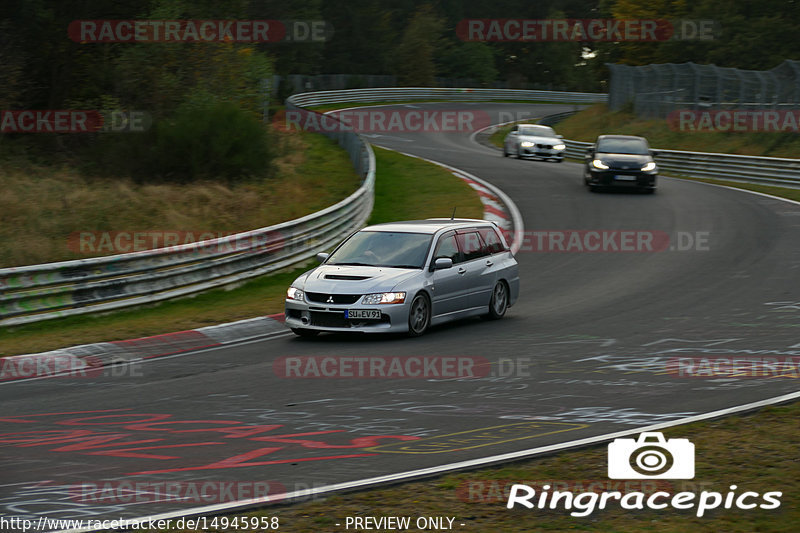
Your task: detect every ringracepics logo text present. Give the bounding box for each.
[506,432,782,517]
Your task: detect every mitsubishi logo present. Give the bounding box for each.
[327,296,334,303]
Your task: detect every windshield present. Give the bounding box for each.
[596,138,650,155]
[518,125,557,137]
[327,231,433,269]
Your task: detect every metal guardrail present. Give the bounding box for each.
[0,100,376,327]
[289,87,608,107]
[562,139,800,189]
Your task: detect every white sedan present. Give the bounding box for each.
[503,124,565,162]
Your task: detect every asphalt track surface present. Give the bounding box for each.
[2,103,800,529]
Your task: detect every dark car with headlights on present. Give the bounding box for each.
[284,219,519,337]
[583,135,658,193]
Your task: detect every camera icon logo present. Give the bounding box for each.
[608,432,695,479]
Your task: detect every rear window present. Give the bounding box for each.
[477,227,506,254]
[456,231,488,261]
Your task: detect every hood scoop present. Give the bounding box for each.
[324,274,372,281]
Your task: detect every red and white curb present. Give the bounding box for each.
[0,314,287,382]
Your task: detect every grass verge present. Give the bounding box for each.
[556,104,800,158]
[0,132,360,267]
[0,146,482,356]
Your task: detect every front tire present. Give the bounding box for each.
[485,281,509,320]
[407,293,431,337]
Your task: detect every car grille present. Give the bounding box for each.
[537,144,553,149]
[305,292,362,304]
[310,311,351,328]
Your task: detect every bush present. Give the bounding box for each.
[133,100,273,183]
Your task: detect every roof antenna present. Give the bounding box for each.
[450,207,456,220]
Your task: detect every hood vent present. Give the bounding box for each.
[324,274,371,281]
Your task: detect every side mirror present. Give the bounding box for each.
[433,257,453,270]
[315,252,329,263]
[510,130,518,135]
[557,134,563,138]
[650,149,660,157]
[585,147,594,158]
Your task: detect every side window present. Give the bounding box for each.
[456,231,488,262]
[478,227,506,254]
[433,232,461,264]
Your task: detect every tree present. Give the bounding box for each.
[394,5,445,86]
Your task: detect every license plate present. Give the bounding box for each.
[345,309,381,320]
[615,175,636,181]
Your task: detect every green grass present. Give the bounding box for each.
[368,146,482,224]
[556,104,800,158]
[0,146,482,356]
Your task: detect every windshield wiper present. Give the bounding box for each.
[328,262,374,266]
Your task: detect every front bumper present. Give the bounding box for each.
[285,298,411,334]
[587,169,657,189]
[519,145,564,159]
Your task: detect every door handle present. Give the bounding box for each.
[457,267,466,275]
[485,260,493,266]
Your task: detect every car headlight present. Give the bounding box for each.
[287,287,305,301]
[641,161,657,172]
[361,292,406,305]
[520,141,535,148]
[592,159,609,170]
[554,144,566,151]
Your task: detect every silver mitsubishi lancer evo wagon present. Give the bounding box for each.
[284,219,520,337]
